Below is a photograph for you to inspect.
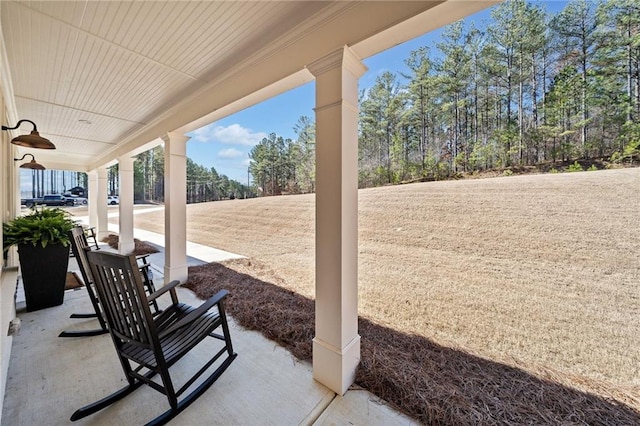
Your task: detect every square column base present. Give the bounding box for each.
[164,264,188,284]
[118,241,135,255]
[312,334,360,395]
[97,231,110,241]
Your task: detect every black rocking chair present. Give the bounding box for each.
[59,226,108,337]
[59,226,160,338]
[71,250,236,425]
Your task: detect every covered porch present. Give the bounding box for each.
[0,1,497,423]
[3,236,415,425]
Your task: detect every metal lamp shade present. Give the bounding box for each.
[11,131,56,149]
[20,158,46,170]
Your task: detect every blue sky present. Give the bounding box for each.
[185,1,568,183]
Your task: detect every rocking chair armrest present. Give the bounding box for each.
[158,289,229,338]
[148,280,181,302]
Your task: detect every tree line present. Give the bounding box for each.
[99,146,252,204]
[249,0,640,192]
[357,0,640,187]
[24,170,87,198]
[248,116,316,196]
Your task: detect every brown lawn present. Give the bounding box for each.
[125,168,638,417]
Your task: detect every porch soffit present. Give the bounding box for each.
[1,1,496,172]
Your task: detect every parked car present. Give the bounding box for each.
[63,193,87,205]
[22,194,76,208]
[108,196,119,205]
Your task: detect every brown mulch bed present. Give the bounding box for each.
[185,258,640,426]
[64,271,84,290]
[102,234,159,256]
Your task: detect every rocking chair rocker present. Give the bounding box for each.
[71,250,236,425]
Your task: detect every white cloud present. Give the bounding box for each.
[191,123,266,146]
[218,148,243,159]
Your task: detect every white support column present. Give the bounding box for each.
[1,134,19,267]
[87,170,98,230]
[307,46,367,396]
[10,150,19,226]
[117,156,135,255]
[162,132,190,284]
[95,167,109,241]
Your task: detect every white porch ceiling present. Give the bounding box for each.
[1,1,496,172]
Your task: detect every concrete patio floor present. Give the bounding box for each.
[2,233,417,425]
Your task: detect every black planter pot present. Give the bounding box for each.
[18,243,70,312]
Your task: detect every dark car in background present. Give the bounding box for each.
[22,194,76,208]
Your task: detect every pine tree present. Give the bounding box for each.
[551,0,598,158]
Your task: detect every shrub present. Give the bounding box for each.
[3,207,76,251]
[567,161,583,172]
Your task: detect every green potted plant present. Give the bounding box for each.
[3,207,77,311]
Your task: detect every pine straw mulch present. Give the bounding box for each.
[185,258,640,426]
[102,234,160,256]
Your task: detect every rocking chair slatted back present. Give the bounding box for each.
[61,226,163,339]
[89,252,155,345]
[70,226,94,286]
